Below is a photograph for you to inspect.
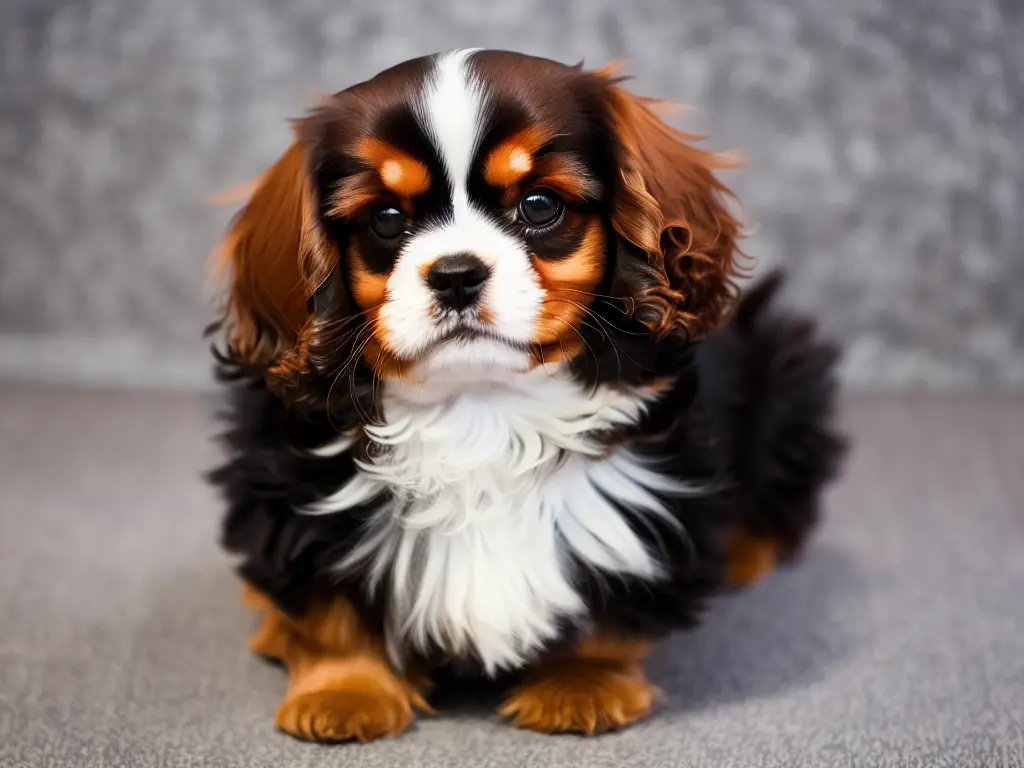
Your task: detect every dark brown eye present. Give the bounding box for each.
[370,205,404,240]
[518,190,563,228]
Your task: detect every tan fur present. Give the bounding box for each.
[242,584,432,744]
[533,217,605,347]
[599,72,746,339]
[357,138,431,198]
[499,632,657,735]
[724,531,782,587]
[484,143,534,188]
[483,126,549,188]
[210,138,337,387]
[349,244,389,311]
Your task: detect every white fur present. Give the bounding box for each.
[307,433,356,458]
[304,369,700,674]
[378,49,545,365]
[418,48,483,222]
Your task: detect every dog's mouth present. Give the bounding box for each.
[394,323,537,385]
[429,325,532,353]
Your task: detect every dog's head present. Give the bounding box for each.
[211,50,742,407]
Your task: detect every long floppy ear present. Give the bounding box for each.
[598,72,745,340]
[210,130,338,388]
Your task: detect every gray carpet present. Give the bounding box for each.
[1,387,1023,767]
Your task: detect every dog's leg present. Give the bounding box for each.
[499,633,657,735]
[722,528,782,587]
[242,584,431,743]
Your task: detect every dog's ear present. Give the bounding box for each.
[597,72,744,339]
[210,126,339,386]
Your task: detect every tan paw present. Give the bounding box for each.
[499,665,656,735]
[275,658,423,743]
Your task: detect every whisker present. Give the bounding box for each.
[371,344,388,414]
[326,322,378,429]
[541,298,653,378]
[542,292,645,335]
[348,327,380,426]
[316,301,384,335]
[327,316,384,352]
[540,299,612,354]
[538,310,599,368]
[543,287,639,317]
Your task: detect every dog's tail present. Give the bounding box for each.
[697,271,848,561]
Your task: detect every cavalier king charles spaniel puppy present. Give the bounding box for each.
[207,49,845,743]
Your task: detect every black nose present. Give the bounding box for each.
[426,253,490,310]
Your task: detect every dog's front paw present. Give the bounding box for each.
[499,664,656,735]
[275,657,423,743]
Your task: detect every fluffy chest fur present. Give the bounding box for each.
[304,371,691,674]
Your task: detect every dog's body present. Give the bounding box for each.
[208,49,845,741]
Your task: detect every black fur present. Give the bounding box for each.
[696,271,848,551]
[208,271,846,677]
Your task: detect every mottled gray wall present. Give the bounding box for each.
[1,0,1021,390]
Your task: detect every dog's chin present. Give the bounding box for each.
[421,336,532,380]
[389,336,534,402]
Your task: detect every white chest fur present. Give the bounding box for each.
[304,370,691,674]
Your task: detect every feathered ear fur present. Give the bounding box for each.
[210,128,339,390]
[597,69,745,340]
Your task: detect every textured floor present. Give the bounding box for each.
[1,388,1023,767]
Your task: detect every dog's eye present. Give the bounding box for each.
[518,190,563,228]
[370,205,404,240]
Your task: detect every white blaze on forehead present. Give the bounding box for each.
[417,48,486,220]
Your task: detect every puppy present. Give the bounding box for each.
[207,49,846,742]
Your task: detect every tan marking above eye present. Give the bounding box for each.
[356,138,431,198]
[484,144,534,187]
[483,125,551,189]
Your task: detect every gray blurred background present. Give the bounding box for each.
[1,0,1021,392]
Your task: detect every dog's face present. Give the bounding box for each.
[314,50,613,384]
[213,50,741,404]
